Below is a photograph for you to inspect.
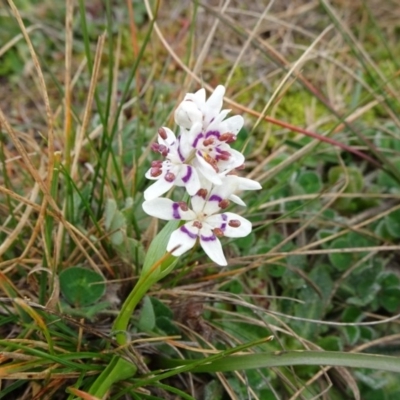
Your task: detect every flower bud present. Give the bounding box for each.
[174,100,203,129]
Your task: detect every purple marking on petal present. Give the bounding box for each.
[209,194,223,202]
[177,136,185,161]
[182,166,192,183]
[221,214,228,221]
[205,130,220,139]
[172,203,180,219]
[180,225,198,239]
[221,223,227,231]
[192,133,204,148]
[200,233,216,242]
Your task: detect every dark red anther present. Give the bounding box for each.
[164,172,176,182]
[218,199,230,209]
[158,144,168,157]
[151,160,163,168]
[151,143,160,152]
[150,167,162,177]
[218,150,231,161]
[178,201,189,211]
[193,221,203,229]
[219,133,236,143]
[203,137,215,146]
[197,188,208,199]
[158,127,168,140]
[228,219,241,228]
[213,227,224,237]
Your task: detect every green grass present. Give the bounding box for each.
[1,0,400,399]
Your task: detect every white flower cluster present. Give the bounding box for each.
[142,85,261,266]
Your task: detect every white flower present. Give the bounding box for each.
[199,174,262,206]
[175,85,244,137]
[175,85,225,130]
[142,190,252,266]
[144,127,201,200]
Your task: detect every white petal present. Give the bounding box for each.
[144,178,174,200]
[190,194,207,215]
[206,109,231,133]
[219,115,244,134]
[199,226,227,266]
[180,122,203,154]
[177,165,201,196]
[194,154,222,185]
[191,88,206,107]
[167,223,198,256]
[158,127,176,146]
[229,194,246,206]
[225,175,262,191]
[209,212,252,238]
[204,85,225,118]
[174,101,202,129]
[217,148,245,173]
[143,198,196,220]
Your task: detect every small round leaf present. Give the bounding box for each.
[59,266,105,307]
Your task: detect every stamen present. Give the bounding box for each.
[150,167,162,177]
[218,199,230,209]
[213,228,224,237]
[151,160,162,168]
[151,143,160,152]
[219,133,236,143]
[204,154,219,172]
[203,137,215,146]
[164,172,176,182]
[197,188,208,199]
[159,144,168,157]
[217,150,231,161]
[158,127,167,140]
[178,201,188,211]
[229,219,241,228]
[193,221,203,229]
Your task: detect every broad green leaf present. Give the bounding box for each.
[329,238,353,270]
[379,287,400,313]
[384,209,400,238]
[59,266,105,307]
[138,296,156,331]
[142,219,181,276]
[89,355,137,397]
[296,171,322,194]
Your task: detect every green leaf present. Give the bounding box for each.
[329,238,353,270]
[317,336,342,351]
[104,198,118,230]
[89,355,137,397]
[59,266,105,307]
[156,316,180,335]
[379,287,400,313]
[296,171,322,194]
[203,380,223,400]
[138,296,156,331]
[151,296,173,319]
[161,351,400,374]
[142,219,181,276]
[384,209,400,238]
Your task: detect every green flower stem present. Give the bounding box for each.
[113,247,178,345]
[112,274,155,345]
